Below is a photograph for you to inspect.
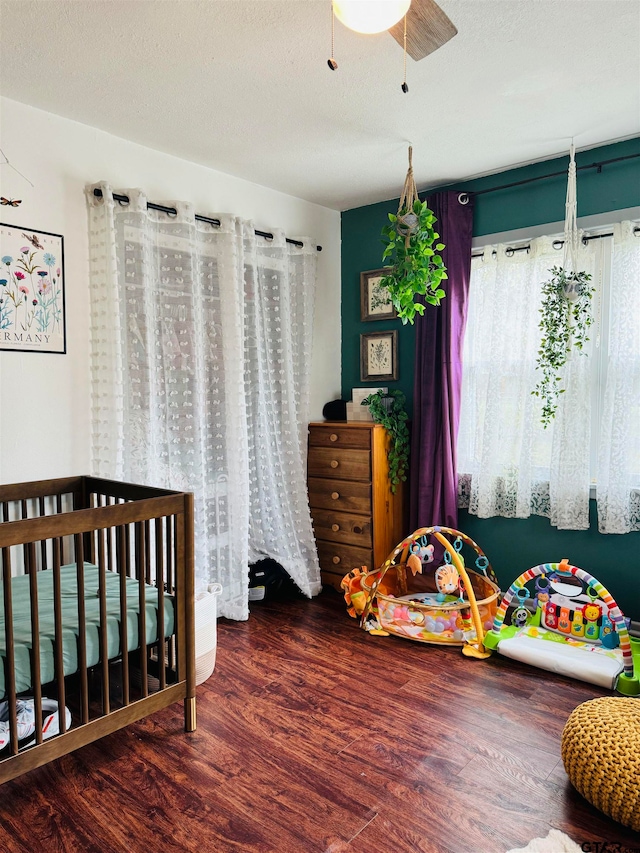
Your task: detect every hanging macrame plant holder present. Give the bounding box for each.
[380,146,447,324]
[396,146,420,245]
[532,143,594,427]
[562,144,583,302]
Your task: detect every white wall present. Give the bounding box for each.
[0,97,342,484]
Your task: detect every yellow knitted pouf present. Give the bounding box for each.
[562,697,640,831]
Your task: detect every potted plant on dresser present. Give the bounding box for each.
[361,389,410,494]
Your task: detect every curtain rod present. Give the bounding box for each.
[456,152,640,203]
[471,226,640,259]
[92,188,322,252]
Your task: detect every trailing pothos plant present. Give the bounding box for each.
[362,389,410,493]
[532,266,594,428]
[380,198,448,324]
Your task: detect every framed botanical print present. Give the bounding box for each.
[0,223,66,353]
[360,330,398,382]
[360,268,397,322]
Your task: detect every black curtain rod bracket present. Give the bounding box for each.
[92,188,322,251]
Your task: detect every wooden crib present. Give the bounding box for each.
[0,476,195,784]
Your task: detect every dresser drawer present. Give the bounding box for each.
[307,477,371,514]
[309,425,371,450]
[308,447,371,481]
[316,540,373,575]
[312,508,372,548]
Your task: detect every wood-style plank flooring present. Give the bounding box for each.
[1,589,639,853]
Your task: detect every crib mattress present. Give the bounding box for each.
[0,564,175,699]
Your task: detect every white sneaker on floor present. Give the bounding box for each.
[0,698,71,750]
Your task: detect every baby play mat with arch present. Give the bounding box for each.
[341,526,501,659]
[483,560,640,695]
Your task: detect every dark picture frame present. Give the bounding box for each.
[360,330,398,382]
[360,268,397,322]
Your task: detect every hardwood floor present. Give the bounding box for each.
[1,589,639,853]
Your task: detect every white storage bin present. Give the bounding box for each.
[194,583,222,685]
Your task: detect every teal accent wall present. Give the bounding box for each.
[341,137,640,620]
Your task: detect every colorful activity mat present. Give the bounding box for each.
[484,560,640,695]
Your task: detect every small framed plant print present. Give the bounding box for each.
[360,330,398,382]
[360,268,397,322]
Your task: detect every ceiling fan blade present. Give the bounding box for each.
[389,0,458,61]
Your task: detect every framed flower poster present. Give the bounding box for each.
[360,330,398,382]
[360,268,397,322]
[0,223,66,353]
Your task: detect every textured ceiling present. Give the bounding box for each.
[1,0,639,210]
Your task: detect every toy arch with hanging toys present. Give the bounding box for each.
[341,526,501,659]
[483,560,640,695]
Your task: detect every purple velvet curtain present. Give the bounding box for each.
[409,190,474,530]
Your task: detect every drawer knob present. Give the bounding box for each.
[330,460,339,468]
[332,556,341,565]
[331,523,340,532]
[330,433,338,442]
[353,525,362,534]
[331,492,340,500]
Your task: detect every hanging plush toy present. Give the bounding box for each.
[512,606,529,628]
[409,541,434,563]
[434,563,459,598]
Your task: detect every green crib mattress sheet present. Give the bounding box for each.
[0,564,175,699]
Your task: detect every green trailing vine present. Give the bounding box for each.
[362,389,410,493]
[380,198,447,325]
[532,266,594,428]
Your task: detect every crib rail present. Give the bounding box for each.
[0,477,195,784]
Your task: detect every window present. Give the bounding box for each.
[457,218,640,533]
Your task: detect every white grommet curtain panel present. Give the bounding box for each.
[86,183,321,619]
[597,222,640,534]
[242,224,322,596]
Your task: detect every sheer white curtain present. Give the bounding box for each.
[457,235,597,529]
[597,222,640,533]
[86,183,321,618]
[242,224,322,597]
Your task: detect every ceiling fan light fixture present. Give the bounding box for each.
[332,0,411,35]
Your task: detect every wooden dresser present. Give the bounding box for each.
[307,421,406,592]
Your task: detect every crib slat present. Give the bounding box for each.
[75,534,89,725]
[28,542,43,746]
[144,520,151,585]
[106,497,114,572]
[118,525,130,707]
[166,515,173,595]
[155,519,166,691]
[135,523,148,698]
[56,493,64,564]
[52,537,67,735]
[22,501,29,575]
[125,519,132,578]
[39,497,47,571]
[2,548,19,755]
[166,516,174,672]
[97,523,110,716]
